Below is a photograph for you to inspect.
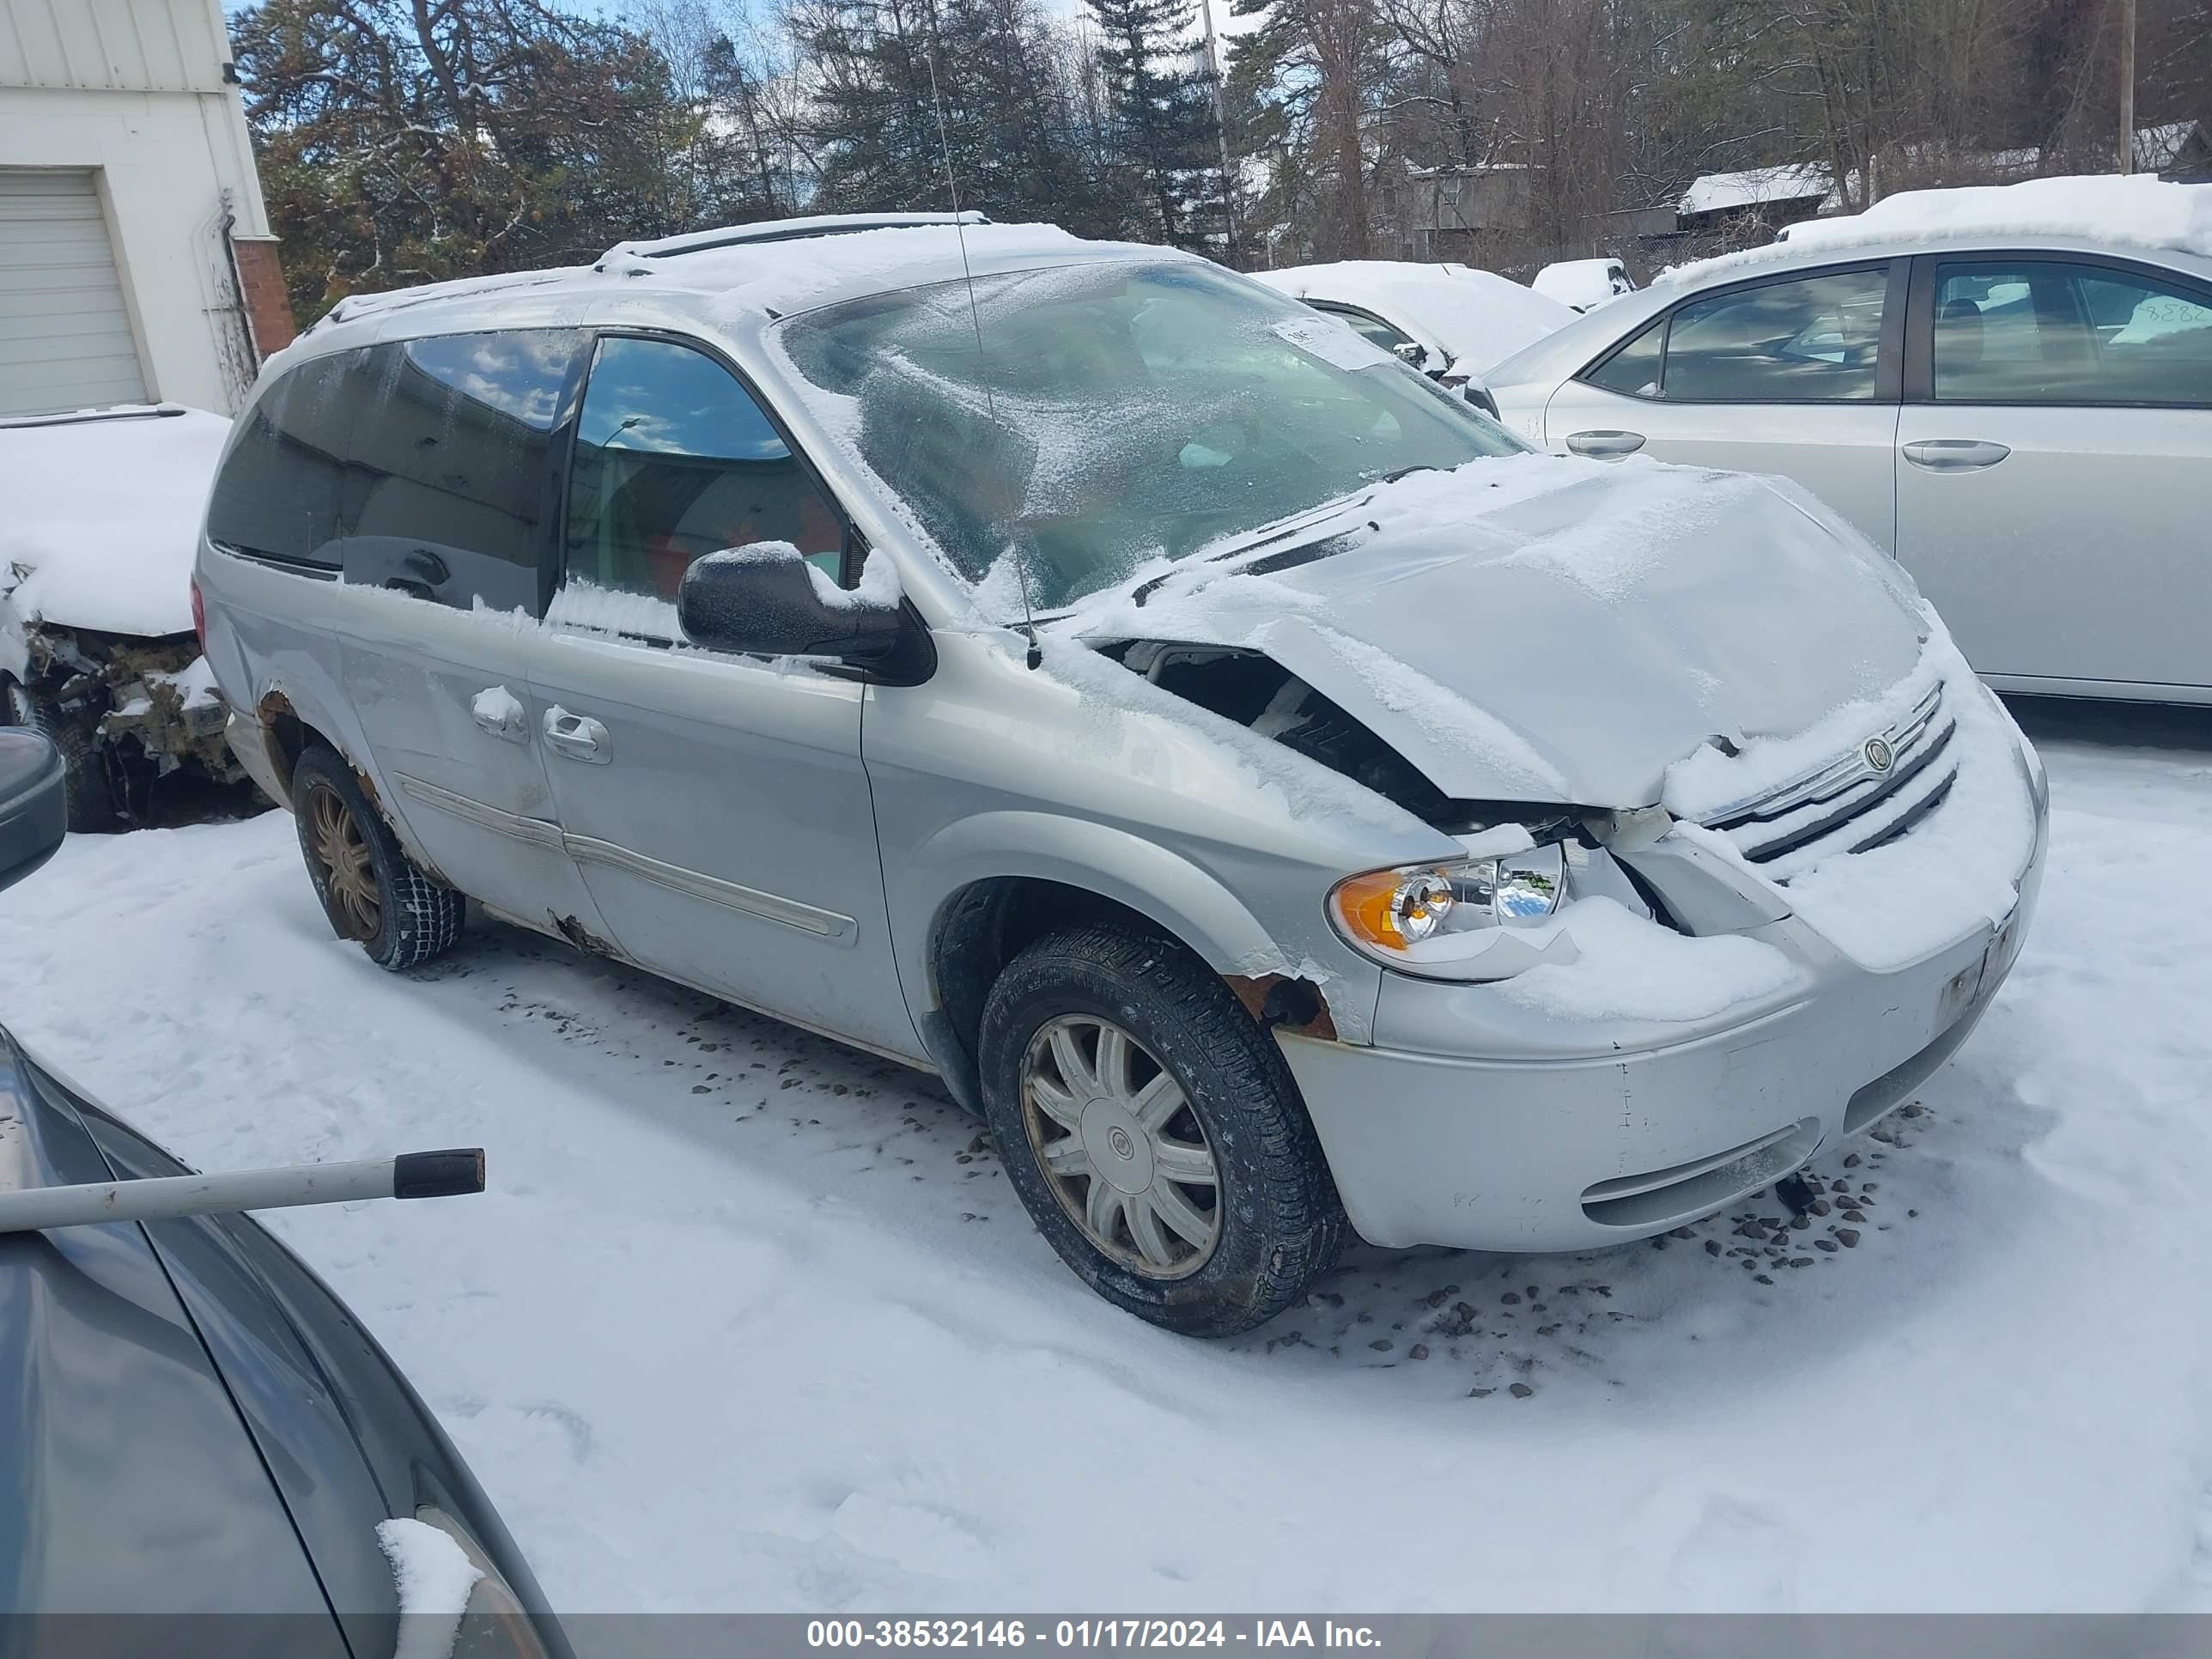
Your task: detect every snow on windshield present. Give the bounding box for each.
[775,259,1522,613]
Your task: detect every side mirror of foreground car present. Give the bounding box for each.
[0,729,69,895]
[677,542,906,665]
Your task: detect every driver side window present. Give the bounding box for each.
[561,337,845,633]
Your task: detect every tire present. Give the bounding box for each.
[3,678,118,832]
[978,924,1348,1336]
[289,744,465,970]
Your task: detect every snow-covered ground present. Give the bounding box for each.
[2,698,2209,1613]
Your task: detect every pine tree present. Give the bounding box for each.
[799,0,1104,232]
[1083,0,1232,252]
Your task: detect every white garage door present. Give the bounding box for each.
[0,170,149,418]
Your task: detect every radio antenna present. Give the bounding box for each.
[922,26,1043,669]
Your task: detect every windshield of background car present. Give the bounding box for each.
[777,259,1524,611]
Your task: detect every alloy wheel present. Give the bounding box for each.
[1019,1013,1220,1279]
[305,781,380,940]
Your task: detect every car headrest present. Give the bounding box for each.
[1937,298,1984,370]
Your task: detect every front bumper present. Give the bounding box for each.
[1283,775,2047,1254]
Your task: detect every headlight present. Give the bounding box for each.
[399,1506,556,1659]
[1331,842,1570,967]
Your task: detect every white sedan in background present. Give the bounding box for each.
[1486,176,2212,702]
[1251,260,1576,415]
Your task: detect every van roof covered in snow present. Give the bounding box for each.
[305,214,1188,343]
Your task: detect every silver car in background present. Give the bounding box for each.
[197,214,2047,1337]
[1487,177,2212,702]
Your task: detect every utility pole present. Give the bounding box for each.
[2118,0,2137,173]
[1200,0,1239,261]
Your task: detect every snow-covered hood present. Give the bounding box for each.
[0,406,230,639]
[1065,454,1929,811]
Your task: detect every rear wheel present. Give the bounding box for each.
[978,924,1347,1336]
[3,678,118,832]
[289,745,464,969]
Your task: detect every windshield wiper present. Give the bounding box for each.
[1128,489,1376,608]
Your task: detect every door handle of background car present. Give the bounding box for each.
[1565,429,1646,459]
[542,706,611,763]
[1901,439,2011,471]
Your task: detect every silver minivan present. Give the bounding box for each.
[196,213,2049,1335]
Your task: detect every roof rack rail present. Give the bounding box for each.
[313,268,584,332]
[599,211,988,267]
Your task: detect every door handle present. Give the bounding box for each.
[471,687,528,743]
[1902,439,2011,471]
[1566,429,1646,459]
[542,705,611,763]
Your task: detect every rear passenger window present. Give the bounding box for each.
[1934,260,2212,406]
[205,351,358,566]
[558,337,845,633]
[339,329,585,612]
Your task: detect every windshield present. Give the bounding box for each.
[777,260,1524,611]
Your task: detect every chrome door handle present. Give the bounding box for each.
[542,706,611,763]
[471,688,528,743]
[1566,429,1646,459]
[1902,439,2011,471]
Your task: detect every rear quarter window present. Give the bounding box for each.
[205,351,360,567]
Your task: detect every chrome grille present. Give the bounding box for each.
[1698,684,1960,879]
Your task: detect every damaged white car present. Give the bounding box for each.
[3,404,247,828]
[195,215,2048,1336]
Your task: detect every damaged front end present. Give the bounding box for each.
[13,623,248,825]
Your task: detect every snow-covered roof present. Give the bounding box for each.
[1680,164,1835,217]
[1250,261,1575,372]
[1661,173,2212,287]
[308,220,1179,344]
[0,404,228,639]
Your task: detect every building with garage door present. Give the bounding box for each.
[0,0,293,419]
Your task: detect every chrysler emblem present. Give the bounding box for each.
[1864,737,1895,772]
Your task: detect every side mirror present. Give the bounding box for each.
[676,544,904,664]
[0,730,69,894]
[1449,368,1500,418]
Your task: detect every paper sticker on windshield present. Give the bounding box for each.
[1272,314,1398,372]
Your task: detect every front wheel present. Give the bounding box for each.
[289,744,464,970]
[978,925,1347,1336]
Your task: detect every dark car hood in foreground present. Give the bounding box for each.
[1075,456,1929,809]
[0,1038,342,1641]
[0,1031,568,1657]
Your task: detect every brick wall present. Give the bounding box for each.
[229,235,297,358]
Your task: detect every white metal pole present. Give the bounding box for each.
[0,1150,484,1234]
